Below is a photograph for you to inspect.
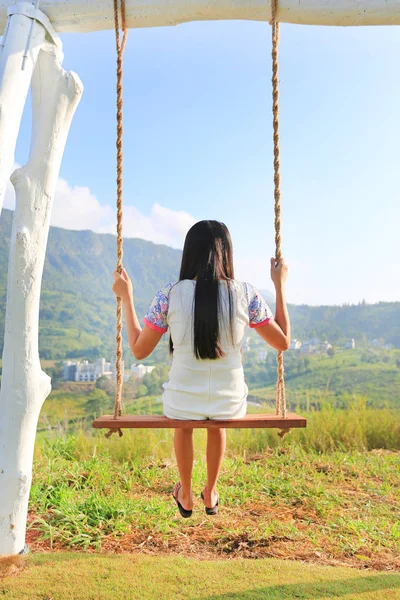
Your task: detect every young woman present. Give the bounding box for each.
[112,220,290,518]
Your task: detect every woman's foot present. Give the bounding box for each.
[201,486,219,515]
[173,482,193,517]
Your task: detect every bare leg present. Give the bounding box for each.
[173,428,194,511]
[202,428,226,508]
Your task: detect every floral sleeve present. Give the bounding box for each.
[244,283,273,328]
[143,283,173,334]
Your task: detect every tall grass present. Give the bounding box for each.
[294,398,400,453]
[36,399,400,464]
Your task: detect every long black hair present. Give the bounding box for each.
[170,220,235,360]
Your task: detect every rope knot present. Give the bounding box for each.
[105,428,123,439]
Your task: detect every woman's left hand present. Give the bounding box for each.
[112,267,133,301]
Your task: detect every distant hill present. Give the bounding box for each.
[287,303,400,348]
[0,208,399,359]
[0,209,181,359]
[247,348,400,410]
[259,289,275,303]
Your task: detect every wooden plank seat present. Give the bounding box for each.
[93,413,307,430]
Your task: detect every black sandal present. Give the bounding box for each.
[201,491,219,516]
[173,483,193,518]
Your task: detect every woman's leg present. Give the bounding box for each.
[202,428,226,508]
[173,427,194,510]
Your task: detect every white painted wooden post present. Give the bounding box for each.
[0,41,83,556]
[0,5,47,212]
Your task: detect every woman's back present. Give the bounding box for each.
[144,279,272,420]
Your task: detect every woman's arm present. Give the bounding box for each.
[254,258,291,352]
[113,268,163,360]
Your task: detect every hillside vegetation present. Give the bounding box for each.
[244,349,400,409]
[0,209,181,359]
[0,208,399,360]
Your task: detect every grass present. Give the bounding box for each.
[38,390,88,429]
[27,419,400,570]
[1,554,400,599]
[123,396,399,453]
[18,392,400,583]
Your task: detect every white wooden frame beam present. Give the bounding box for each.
[1,0,400,34]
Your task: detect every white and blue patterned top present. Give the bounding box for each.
[243,282,273,328]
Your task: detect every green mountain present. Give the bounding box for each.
[0,208,399,359]
[286,303,400,348]
[0,209,181,359]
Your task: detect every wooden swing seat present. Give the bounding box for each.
[93,413,306,430]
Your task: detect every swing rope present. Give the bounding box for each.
[270,0,288,436]
[106,0,128,439]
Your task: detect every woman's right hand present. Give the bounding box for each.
[112,267,133,301]
[270,257,288,288]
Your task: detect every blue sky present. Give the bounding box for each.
[11,20,400,305]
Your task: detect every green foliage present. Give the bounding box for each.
[287,302,400,348]
[135,384,148,398]
[0,209,181,359]
[38,390,88,430]
[95,375,116,396]
[134,364,170,397]
[247,349,400,409]
[125,395,163,416]
[1,209,399,361]
[47,361,64,385]
[85,389,114,419]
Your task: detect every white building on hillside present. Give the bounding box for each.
[301,341,318,354]
[289,339,302,351]
[74,359,102,382]
[130,364,155,379]
[63,357,125,382]
[319,341,333,354]
[257,349,267,362]
[300,339,332,355]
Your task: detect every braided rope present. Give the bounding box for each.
[270,0,289,436]
[106,0,128,439]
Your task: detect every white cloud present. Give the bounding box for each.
[114,202,196,249]
[3,172,196,249]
